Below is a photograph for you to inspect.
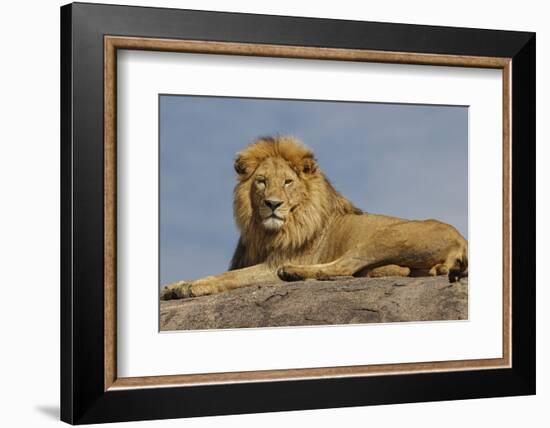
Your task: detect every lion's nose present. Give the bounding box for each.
[264,199,283,210]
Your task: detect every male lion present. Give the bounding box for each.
[161,136,468,300]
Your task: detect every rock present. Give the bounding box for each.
[160,276,468,331]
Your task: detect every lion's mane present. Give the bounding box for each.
[230,136,362,269]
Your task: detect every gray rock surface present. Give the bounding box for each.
[160,276,468,331]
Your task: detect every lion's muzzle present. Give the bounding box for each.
[264,199,283,210]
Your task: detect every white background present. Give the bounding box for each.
[0,0,546,427]
[118,51,503,377]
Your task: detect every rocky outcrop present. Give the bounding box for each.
[160,276,468,331]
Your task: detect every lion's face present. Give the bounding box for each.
[232,137,361,264]
[250,157,307,231]
[233,137,346,255]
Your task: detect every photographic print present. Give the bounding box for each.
[159,95,468,331]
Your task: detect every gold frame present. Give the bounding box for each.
[104,36,512,391]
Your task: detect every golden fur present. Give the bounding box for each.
[161,136,468,300]
[231,136,362,269]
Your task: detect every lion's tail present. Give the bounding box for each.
[448,241,468,283]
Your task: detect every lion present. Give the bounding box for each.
[161,136,468,300]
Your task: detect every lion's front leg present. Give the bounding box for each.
[277,256,367,281]
[160,264,279,300]
[160,280,220,300]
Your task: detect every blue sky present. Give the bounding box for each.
[160,95,468,286]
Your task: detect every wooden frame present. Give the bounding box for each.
[62,2,535,424]
[104,35,513,389]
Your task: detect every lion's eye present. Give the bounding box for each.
[256,178,266,187]
[284,179,293,186]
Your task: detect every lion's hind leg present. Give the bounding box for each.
[412,250,467,282]
[361,264,411,278]
[447,256,468,283]
[410,261,460,279]
[408,263,448,278]
[441,246,468,283]
[428,264,449,276]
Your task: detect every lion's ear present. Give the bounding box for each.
[234,156,249,176]
[301,157,317,174]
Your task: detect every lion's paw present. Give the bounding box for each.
[277,266,305,282]
[160,281,195,300]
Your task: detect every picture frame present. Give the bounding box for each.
[60,2,535,424]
